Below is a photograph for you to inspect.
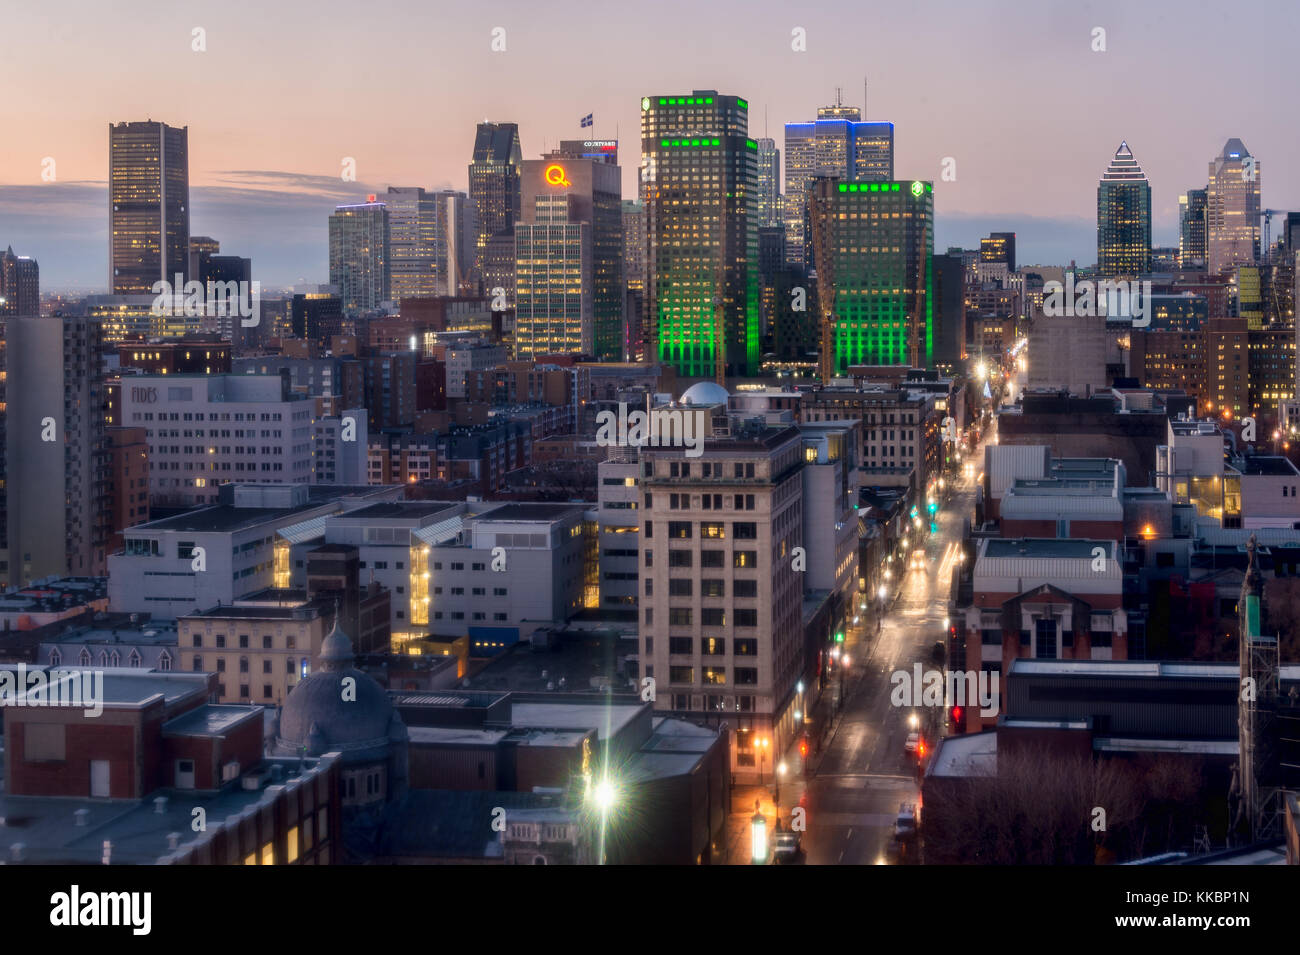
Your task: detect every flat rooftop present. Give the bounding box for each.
[337,501,457,521]
[478,502,585,523]
[162,703,262,738]
[983,538,1111,559]
[509,702,644,741]
[1238,456,1299,476]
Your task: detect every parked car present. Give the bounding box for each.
[772,830,802,863]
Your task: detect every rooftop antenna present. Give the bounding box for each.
[863,76,868,115]
[835,86,842,107]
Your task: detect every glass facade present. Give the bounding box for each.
[1096,142,1152,277]
[109,121,190,295]
[641,92,759,377]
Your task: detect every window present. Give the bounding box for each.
[735,668,758,685]
[734,638,758,656]
[669,666,694,684]
[702,579,725,598]
[733,522,757,540]
[644,550,653,567]
[734,609,758,627]
[701,637,725,655]
[669,637,693,655]
[192,634,203,648]
[262,635,273,649]
[734,551,758,568]
[669,608,693,626]
[981,629,1002,645]
[262,660,272,674]
[701,550,725,568]
[733,579,757,598]
[701,522,725,539]
[644,521,652,538]
[702,608,726,627]
[669,578,693,597]
[238,634,249,649]
[239,657,249,673]
[668,521,692,539]
[216,634,226,648]
[669,550,693,568]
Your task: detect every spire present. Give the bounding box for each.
[319,598,354,671]
[1101,141,1147,182]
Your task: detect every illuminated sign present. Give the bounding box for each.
[367,194,377,202]
[544,164,571,187]
[910,181,924,197]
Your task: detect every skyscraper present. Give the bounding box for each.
[468,122,522,295]
[641,91,758,378]
[979,233,1016,273]
[1179,188,1208,269]
[385,187,442,300]
[109,121,190,294]
[622,200,646,361]
[329,199,390,315]
[756,137,782,229]
[514,153,622,360]
[1207,138,1261,276]
[0,246,39,316]
[783,105,894,267]
[808,179,934,372]
[1096,142,1152,277]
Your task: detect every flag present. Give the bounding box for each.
[580,113,593,128]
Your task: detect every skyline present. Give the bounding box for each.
[2,0,1297,288]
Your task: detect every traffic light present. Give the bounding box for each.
[916,738,928,759]
[799,738,809,758]
[835,631,844,644]
[950,705,965,734]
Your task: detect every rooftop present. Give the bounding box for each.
[983,538,1112,560]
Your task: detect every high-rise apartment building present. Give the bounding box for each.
[1096,142,1152,277]
[329,199,390,315]
[783,105,894,267]
[641,90,759,377]
[1207,138,1261,276]
[0,316,109,588]
[1179,189,1208,269]
[807,179,934,372]
[0,246,39,316]
[109,121,190,294]
[516,150,623,360]
[468,122,522,293]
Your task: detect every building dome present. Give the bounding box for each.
[274,613,405,762]
[680,381,730,407]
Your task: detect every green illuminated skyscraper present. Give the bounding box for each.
[808,179,933,373]
[640,91,758,377]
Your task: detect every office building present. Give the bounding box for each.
[1180,189,1208,268]
[329,199,390,315]
[979,233,1016,273]
[1207,139,1261,275]
[109,120,190,294]
[468,122,522,289]
[1097,142,1152,277]
[637,421,806,779]
[807,179,934,371]
[385,187,443,301]
[623,199,646,361]
[756,137,782,228]
[0,245,38,316]
[119,373,315,507]
[642,90,759,377]
[515,152,623,360]
[783,105,894,267]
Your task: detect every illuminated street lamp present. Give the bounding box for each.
[751,801,768,864]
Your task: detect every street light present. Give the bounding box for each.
[751,801,768,864]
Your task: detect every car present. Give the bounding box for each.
[910,550,926,570]
[894,803,918,840]
[772,830,801,863]
[904,730,920,754]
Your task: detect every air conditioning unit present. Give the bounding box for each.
[221,761,241,783]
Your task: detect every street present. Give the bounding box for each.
[791,426,991,865]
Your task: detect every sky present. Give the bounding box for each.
[1,0,1296,291]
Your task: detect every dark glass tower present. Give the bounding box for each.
[468,122,522,294]
[1097,141,1152,277]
